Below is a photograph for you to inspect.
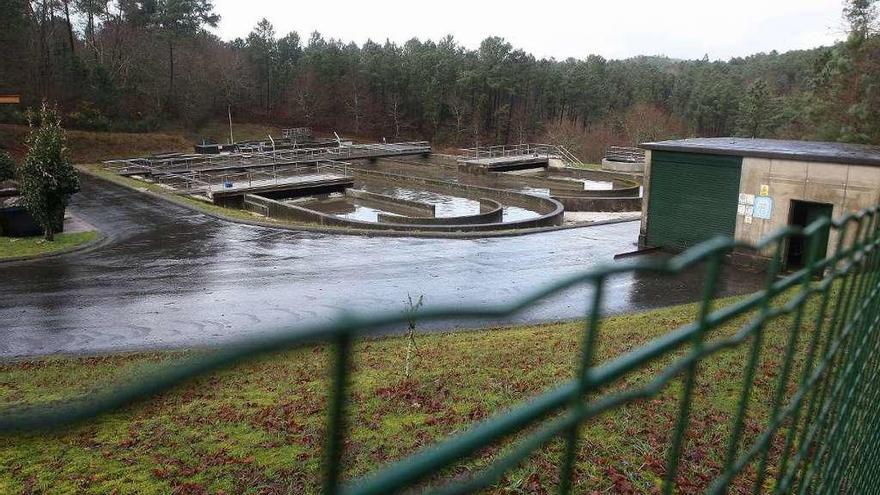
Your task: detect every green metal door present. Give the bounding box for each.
[646,151,742,250]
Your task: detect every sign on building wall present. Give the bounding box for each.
[738,193,755,223]
[753,196,773,220]
[739,190,772,223]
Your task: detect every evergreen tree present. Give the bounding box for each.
[135,0,220,112]
[844,0,878,41]
[19,103,80,241]
[806,0,880,142]
[245,19,278,117]
[1,0,875,147]
[736,79,778,138]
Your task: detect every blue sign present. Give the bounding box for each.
[753,196,773,220]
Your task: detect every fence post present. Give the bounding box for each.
[773,222,846,493]
[752,227,825,493]
[558,274,604,494]
[663,251,723,494]
[795,214,873,493]
[814,210,880,491]
[323,329,353,495]
[777,218,856,492]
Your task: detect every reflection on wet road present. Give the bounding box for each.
[0,175,764,357]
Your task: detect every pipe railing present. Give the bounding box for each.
[459,143,585,165]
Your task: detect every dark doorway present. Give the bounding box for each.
[786,200,834,271]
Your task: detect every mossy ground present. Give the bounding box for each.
[0,290,824,494]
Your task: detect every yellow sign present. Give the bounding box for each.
[0,95,21,105]
[759,184,769,196]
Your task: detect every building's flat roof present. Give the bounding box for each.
[640,137,880,167]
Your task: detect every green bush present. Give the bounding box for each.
[66,103,112,131]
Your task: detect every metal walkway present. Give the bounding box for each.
[458,143,585,171]
[460,154,550,171]
[210,173,354,202]
[109,142,431,176]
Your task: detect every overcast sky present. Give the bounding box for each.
[210,0,846,61]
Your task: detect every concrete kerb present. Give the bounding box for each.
[0,224,106,265]
[381,154,461,169]
[377,198,503,226]
[553,196,642,212]
[353,168,562,215]
[550,166,644,185]
[372,158,642,211]
[79,165,639,239]
[540,166,643,212]
[345,189,435,217]
[601,158,647,173]
[244,193,556,233]
[346,155,641,195]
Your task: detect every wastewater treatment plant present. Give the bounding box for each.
[104,129,644,236]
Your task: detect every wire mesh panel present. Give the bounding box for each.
[2,206,879,494]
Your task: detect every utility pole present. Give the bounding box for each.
[227,105,234,144]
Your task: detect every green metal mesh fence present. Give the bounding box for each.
[3,206,880,494]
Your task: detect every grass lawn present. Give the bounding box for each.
[569,162,603,170]
[0,231,99,260]
[0,291,824,494]
[0,124,190,163]
[187,122,283,144]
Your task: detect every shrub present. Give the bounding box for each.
[542,104,690,162]
[66,102,112,132]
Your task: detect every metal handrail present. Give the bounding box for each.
[458,143,584,165]
[605,146,646,163]
[103,142,430,181]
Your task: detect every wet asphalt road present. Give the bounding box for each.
[0,175,764,358]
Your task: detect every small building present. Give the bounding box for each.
[638,138,880,269]
[0,184,42,237]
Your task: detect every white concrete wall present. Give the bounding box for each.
[638,150,652,246]
[734,157,880,256]
[601,158,646,173]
